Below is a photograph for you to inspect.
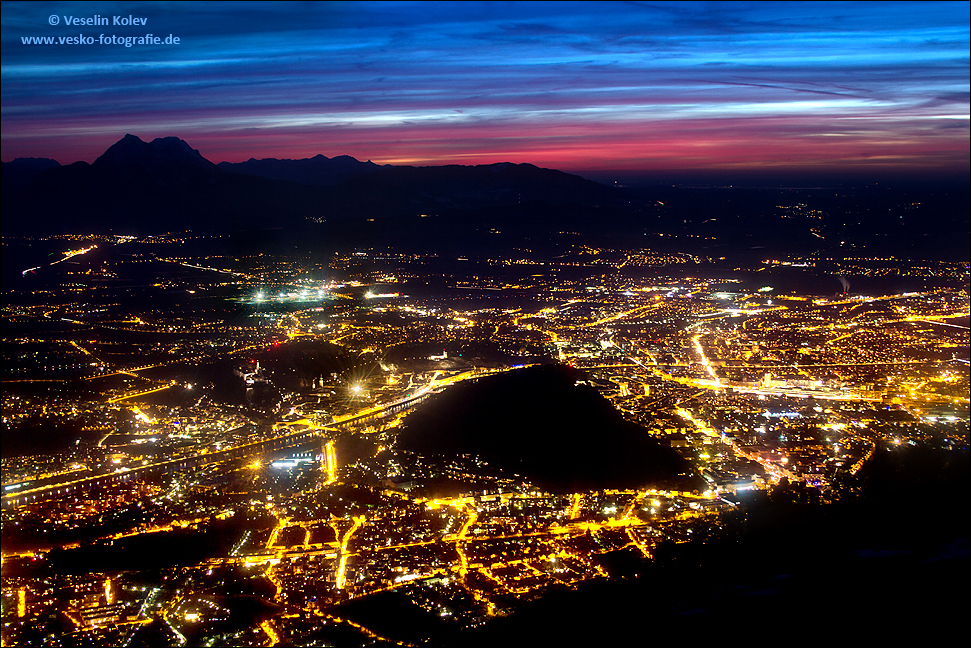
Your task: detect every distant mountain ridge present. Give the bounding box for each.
[2,135,329,235]
[218,154,382,186]
[5,134,964,261]
[0,157,61,195]
[1,134,616,236]
[322,161,614,213]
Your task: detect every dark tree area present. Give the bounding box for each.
[397,364,703,493]
[44,511,277,575]
[448,444,969,647]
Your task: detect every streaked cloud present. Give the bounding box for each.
[2,1,967,177]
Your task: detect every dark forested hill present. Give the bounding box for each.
[397,364,702,492]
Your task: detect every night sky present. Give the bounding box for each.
[2,1,968,180]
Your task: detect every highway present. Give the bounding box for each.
[2,367,511,509]
[1,428,322,508]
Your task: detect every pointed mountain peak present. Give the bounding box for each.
[94,134,216,171]
[90,135,220,189]
[96,133,148,160]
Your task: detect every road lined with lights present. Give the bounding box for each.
[2,367,517,509]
